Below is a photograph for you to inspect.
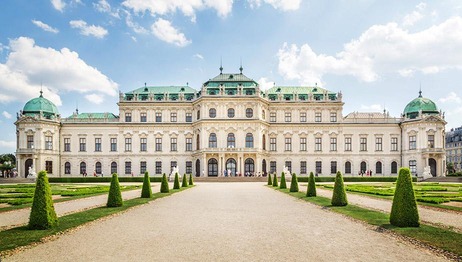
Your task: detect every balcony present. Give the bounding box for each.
[421,147,445,154]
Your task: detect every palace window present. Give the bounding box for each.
[95,138,101,152]
[110,138,117,152]
[270,161,277,174]
[197,110,200,120]
[409,135,416,150]
[45,161,52,174]
[170,112,177,122]
[155,112,162,122]
[330,138,337,151]
[111,162,117,174]
[285,138,292,151]
[285,112,291,122]
[186,161,192,174]
[409,160,417,174]
[155,138,162,151]
[140,138,147,152]
[246,108,253,118]
[208,158,218,176]
[300,138,307,151]
[125,112,132,122]
[64,138,70,152]
[345,137,352,151]
[125,138,132,152]
[315,138,322,151]
[375,137,383,151]
[186,138,192,151]
[270,112,276,122]
[391,137,398,151]
[246,133,254,148]
[345,161,351,174]
[428,135,435,148]
[300,161,307,174]
[228,108,235,118]
[125,161,131,175]
[186,113,192,122]
[140,161,146,174]
[27,135,34,149]
[331,161,337,174]
[227,133,235,148]
[262,135,266,150]
[270,138,277,151]
[376,161,382,174]
[155,161,162,174]
[171,138,177,151]
[262,110,266,120]
[80,162,86,175]
[140,112,147,122]
[170,161,177,174]
[391,161,398,174]
[285,161,292,173]
[209,108,216,118]
[360,137,367,151]
[209,133,217,148]
[315,112,322,122]
[45,136,53,150]
[330,112,337,122]
[315,161,322,174]
[64,162,71,174]
[300,112,307,122]
[79,138,86,152]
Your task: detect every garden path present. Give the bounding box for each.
[6,183,445,261]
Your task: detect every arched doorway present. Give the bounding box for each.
[25,159,33,178]
[195,159,200,177]
[208,158,218,177]
[244,158,254,176]
[226,158,236,176]
[360,161,367,173]
[429,158,437,177]
[262,159,267,176]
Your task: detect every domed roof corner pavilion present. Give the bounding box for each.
[21,91,60,120]
[403,90,440,119]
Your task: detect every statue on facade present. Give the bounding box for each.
[28,166,36,179]
[421,166,432,180]
[169,166,179,181]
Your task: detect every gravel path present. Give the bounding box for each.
[0,184,157,230]
[312,187,462,232]
[5,183,445,262]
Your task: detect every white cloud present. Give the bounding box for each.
[277,17,462,85]
[2,111,12,119]
[124,11,149,34]
[439,92,462,104]
[85,94,104,104]
[94,0,120,18]
[360,104,384,112]
[257,77,274,90]
[151,18,191,47]
[402,2,426,27]
[193,53,204,60]
[51,0,66,12]
[32,20,59,34]
[0,140,15,150]
[70,20,108,39]
[0,37,118,106]
[248,0,301,11]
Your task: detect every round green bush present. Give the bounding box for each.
[267,173,272,185]
[290,173,299,192]
[272,173,278,187]
[173,173,180,189]
[182,174,188,187]
[141,171,152,198]
[189,174,194,186]
[390,167,420,227]
[331,171,348,206]
[280,172,287,189]
[28,170,58,229]
[306,172,317,197]
[160,173,170,193]
[107,173,123,207]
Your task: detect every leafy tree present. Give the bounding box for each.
[182,174,188,187]
[331,171,348,206]
[141,171,152,198]
[107,173,123,207]
[189,174,194,186]
[280,172,287,189]
[447,162,455,174]
[289,173,299,192]
[306,172,317,197]
[173,173,180,189]
[160,173,169,193]
[390,167,420,227]
[267,173,272,185]
[28,170,58,229]
[272,173,278,187]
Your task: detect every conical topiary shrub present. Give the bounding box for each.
[267,173,272,185]
[107,173,123,207]
[189,173,194,186]
[173,172,180,189]
[182,174,188,187]
[141,171,152,198]
[272,173,278,187]
[290,173,299,192]
[160,173,169,193]
[28,170,58,229]
[280,172,287,189]
[331,171,348,206]
[390,167,420,227]
[306,172,317,197]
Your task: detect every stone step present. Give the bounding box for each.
[0,178,35,184]
[192,177,269,182]
[423,176,462,183]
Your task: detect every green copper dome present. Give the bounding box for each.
[23,91,59,118]
[403,91,438,119]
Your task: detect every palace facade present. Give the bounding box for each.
[15,69,447,178]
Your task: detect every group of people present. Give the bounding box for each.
[358,170,373,176]
[82,171,104,177]
[2,170,18,178]
[221,169,265,177]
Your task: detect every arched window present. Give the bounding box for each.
[80,162,86,175]
[196,134,200,150]
[111,162,117,174]
[64,162,71,174]
[208,158,218,176]
[391,161,398,174]
[245,133,254,148]
[209,108,216,118]
[360,161,367,173]
[95,162,102,174]
[209,133,217,148]
[226,158,236,176]
[245,158,255,175]
[345,161,351,174]
[246,108,253,118]
[262,135,266,150]
[227,133,235,148]
[376,161,382,174]
[228,108,235,118]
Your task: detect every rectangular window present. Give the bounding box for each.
[315,161,322,174]
[140,138,147,152]
[300,112,307,122]
[270,138,277,151]
[95,138,101,152]
[110,138,117,152]
[125,112,132,122]
[45,136,53,150]
[391,137,398,151]
[285,161,292,173]
[155,161,162,174]
[170,112,177,122]
[409,135,416,150]
[79,138,86,152]
[171,138,177,152]
[285,138,292,151]
[27,135,34,149]
[186,138,192,151]
[270,161,277,174]
[428,135,435,148]
[186,161,192,174]
[156,138,162,151]
[270,112,276,122]
[345,137,352,151]
[315,138,322,151]
[64,138,70,152]
[125,161,131,175]
[45,161,52,174]
[300,161,307,174]
[285,112,291,122]
[140,112,147,122]
[315,112,322,122]
[330,137,337,151]
[300,138,307,151]
[186,113,192,122]
[156,112,162,122]
[360,137,367,151]
[331,161,337,174]
[140,161,147,174]
[375,137,383,151]
[409,160,417,174]
[125,138,132,152]
[330,112,337,122]
[170,161,177,174]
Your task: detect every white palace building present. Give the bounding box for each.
[15,67,447,178]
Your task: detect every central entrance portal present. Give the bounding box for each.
[244,158,254,176]
[226,158,236,176]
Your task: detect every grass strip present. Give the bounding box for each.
[0,186,192,255]
[272,187,462,258]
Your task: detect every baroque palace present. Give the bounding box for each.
[15,68,447,178]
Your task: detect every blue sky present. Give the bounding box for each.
[1,0,462,154]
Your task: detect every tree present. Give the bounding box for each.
[447,162,455,175]
[141,171,152,198]
[189,174,194,186]
[280,172,287,189]
[306,172,317,197]
[160,173,169,193]
[272,173,278,187]
[28,170,58,229]
[267,173,272,185]
[390,167,420,227]
[182,173,188,187]
[173,172,180,189]
[331,171,348,206]
[107,173,123,207]
[289,173,299,192]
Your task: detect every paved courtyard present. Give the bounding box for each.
[5,183,447,261]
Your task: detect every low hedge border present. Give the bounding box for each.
[49,177,163,183]
[296,176,417,183]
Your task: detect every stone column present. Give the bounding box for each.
[202,154,207,177]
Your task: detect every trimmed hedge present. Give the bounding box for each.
[182,174,188,188]
[28,171,58,230]
[290,173,299,192]
[272,173,278,187]
[390,168,420,227]
[173,173,180,189]
[49,177,163,183]
[267,173,272,186]
[280,172,287,189]
[107,173,123,207]
[306,172,317,197]
[189,174,194,186]
[141,172,152,198]
[160,173,169,193]
[331,171,348,206]
[296,176,417,183]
